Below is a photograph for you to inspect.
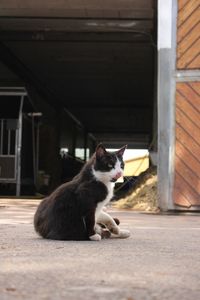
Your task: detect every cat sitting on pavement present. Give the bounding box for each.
[34,144,130,241]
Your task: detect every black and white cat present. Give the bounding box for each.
[34,144,130,241]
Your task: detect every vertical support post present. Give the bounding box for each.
[84,131,88,162]
[72,125,76,158]
[157,0,177,211]
[16,95,24,197]
[36,121,40,187]
[8,129,11,155]
[0,119,4,155]
[32,115,36,187]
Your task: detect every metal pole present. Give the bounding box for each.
[84,132,88,162]
[0,119,4,155]
[27,112,42,189]
[32,115,36,187]
[16,95,24,197]
[36,121,40,187]
[8,129,11,155]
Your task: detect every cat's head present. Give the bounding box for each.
[93,143,127,183]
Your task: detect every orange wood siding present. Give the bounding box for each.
[174,82,200,207]
[177,0,200,69]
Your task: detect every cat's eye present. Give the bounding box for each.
[108,163,113,168]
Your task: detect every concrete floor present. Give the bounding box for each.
[0,199,200,300]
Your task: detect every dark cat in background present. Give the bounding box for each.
[34,144,130,241]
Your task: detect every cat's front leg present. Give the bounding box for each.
[97,211,120,235]
[97,210,131,239]
[85,209,101,241]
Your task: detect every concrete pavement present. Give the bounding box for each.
[0,199,200,300]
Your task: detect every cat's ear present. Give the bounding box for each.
[116,145,127,157]
[95,143,107,158]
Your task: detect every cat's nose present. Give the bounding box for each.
[115,171,123,180]
[111,171,123,182]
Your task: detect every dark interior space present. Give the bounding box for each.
[0,0,157,194]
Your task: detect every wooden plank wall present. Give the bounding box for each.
[174,82,200,207]
[173,0,200,207]
[177,0,200,69]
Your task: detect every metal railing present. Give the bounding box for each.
[0,87,26,196]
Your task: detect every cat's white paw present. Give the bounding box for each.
[95,224,102,236]
[109,225,120,235]
[118,229,130,239]
[89,233,102,241]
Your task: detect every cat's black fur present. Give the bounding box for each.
[34,144,126,241]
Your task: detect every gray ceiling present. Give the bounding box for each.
[0,0,157,148]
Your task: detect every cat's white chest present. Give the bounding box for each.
[95,182,114,221]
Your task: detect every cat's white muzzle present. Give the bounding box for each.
[111,171,123,182]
